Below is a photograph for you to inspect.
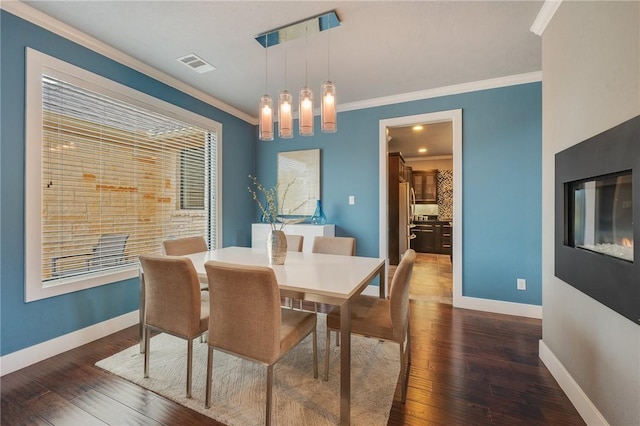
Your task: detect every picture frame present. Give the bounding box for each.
[277,149,320,216]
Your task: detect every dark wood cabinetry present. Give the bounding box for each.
[412,170,437,203]
[404,166,412,187]
[412,225,435,252]
[411,221,452,255]
[390,152,411,183]
[436,223,452,254]
[388,152,405,265]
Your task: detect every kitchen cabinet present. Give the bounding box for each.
[388,152,407,265]
[389,152,408,183]
[405,166,412,187]
[411,221,452,255]
[440,223,452,254]
[412,225,435,253]
[413,170,437,203]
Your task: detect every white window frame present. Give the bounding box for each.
[25,48,222,302]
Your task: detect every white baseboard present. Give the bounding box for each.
[539,340,608,425]
[0,310,139,376]
[455,295,543,319]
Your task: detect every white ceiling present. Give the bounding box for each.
[388,121,453,159]
[18,0,544,159]
[19,0,544,128]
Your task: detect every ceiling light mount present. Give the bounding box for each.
[254,11,340,48]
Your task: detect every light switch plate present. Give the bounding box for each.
[348,195,355,205]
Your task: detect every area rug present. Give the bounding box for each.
[96,316,399,425]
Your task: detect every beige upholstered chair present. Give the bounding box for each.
[163,236,208,255]
[285,234,304,252]
[308,236,356,314]
[204,261,318,425]
[138,255,209,398]
[324,249,416,403]
[163,236,209,289]
[312,236,356,256]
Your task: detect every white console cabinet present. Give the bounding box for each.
[251,223,335,253]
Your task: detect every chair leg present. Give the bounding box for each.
[143,325,150,378]
[266,364,273,426]
[406,322,412,368]
[399,343,407,403]
[312,327,318,378]
[324,325,331,381]
[205,346,214,408]
[186,338,193,398]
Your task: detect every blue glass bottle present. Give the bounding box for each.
[310,199,328,225]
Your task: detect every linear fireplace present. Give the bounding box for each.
[555,115,639,325]
[569,171,633,262]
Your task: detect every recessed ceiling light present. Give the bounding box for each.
[412,125,423,131]
[418,148,427,153]
[176,53,216,74]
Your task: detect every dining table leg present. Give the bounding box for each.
[339,300,352,425]
[378,263,387,298]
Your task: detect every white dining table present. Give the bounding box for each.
[139,246,386,426]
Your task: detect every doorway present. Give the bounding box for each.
[378,109,462,306]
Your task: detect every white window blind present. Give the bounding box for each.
[179,146,206,210]
[41,75,216,283]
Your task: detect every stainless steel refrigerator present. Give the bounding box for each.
[399,182,416,255]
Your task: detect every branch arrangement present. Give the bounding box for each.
[248,175,307,231]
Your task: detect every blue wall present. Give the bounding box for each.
[1,9,542,358]
[255,84,542,305]
[0,11,256,356]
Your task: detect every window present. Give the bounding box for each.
[25,49,221,302]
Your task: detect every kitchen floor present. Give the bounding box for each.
[390,252,452,304]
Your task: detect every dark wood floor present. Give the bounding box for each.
[2,254,585,425]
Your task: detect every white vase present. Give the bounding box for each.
[266,229,287,265]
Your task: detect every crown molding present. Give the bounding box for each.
[2,1,258,125]
[530,0,563,36]
[337,71,542,113]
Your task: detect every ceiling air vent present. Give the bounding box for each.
[176,53,215,74]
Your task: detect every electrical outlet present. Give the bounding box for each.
[348,195,355,205]
[517,278,526,291]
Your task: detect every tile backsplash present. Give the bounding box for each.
[437,170,453,219]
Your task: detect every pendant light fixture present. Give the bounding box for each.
[299,24,314,136]
[278,48,293,138]
[321,19,337,133]
[255,10,340,139]
[259,37,273,141]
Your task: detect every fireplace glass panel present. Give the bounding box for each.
[569,171,633,262]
